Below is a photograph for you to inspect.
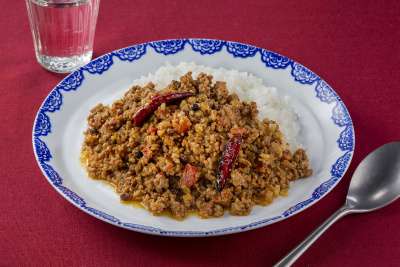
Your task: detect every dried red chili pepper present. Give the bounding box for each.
[132,92,196,125]
[216,134,242,193]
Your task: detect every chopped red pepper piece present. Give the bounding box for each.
[147,127,158,134]
[212,189,233,206]
[216,134,242,193]
[179,164,199,188]
[230,128,247,136]
[164,162,174,170]
[132,92,196,126]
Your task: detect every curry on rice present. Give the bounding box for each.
[81,72,313,220]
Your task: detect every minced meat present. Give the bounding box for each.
[81,72,313,220]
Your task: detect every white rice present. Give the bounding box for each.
[132,62,302,153]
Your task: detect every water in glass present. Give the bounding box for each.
[25,0,100,73]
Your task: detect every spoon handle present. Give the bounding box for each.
[274,204,354,267]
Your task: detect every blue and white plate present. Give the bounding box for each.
[32,39,354,236]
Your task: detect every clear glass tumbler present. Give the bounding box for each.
[25,0,100,73]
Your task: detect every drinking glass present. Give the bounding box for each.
[25,0,100,73]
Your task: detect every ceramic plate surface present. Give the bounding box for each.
[33,39,354,236]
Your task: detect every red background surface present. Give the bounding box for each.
[1,1,400,266]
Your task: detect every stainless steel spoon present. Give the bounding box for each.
[274,142,400,267]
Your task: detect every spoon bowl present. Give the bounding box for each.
[275,142,400,267]
[347,142,400,211]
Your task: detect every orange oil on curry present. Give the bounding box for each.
[79,154,288,221]
[80,154,197,220]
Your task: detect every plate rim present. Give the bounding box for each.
[32,38,355,236]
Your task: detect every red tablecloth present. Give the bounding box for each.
[1,1,399,266]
